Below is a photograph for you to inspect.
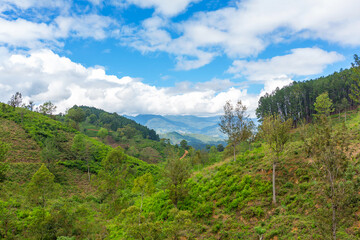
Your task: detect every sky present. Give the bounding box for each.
[0,0,360,117]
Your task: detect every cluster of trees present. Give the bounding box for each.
[7,92,57,115]
[220,92,358,239]
[76,106,159,141]
[219,100,254,162]
[256,54,360,124]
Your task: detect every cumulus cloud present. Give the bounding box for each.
[119,0,360,69]
[1,0,69,11]
[0,49,257,116]
[228,48,344,80]
[0,14,114,48]
[112,0,201,17]
[228,47,344,94]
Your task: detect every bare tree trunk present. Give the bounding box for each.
[233,144,236,162]
[139,193,143,225]
[330,174,337,240]
[332,202,337,240]
[345,111,346,122]
[272,161,276,205]
[87,160,91,182]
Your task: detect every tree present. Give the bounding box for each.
[26,100,35,111]
[132,173,155,224]
[38,101,57,115]
[349,54,360,104]
[67,107,86,129]
[8,92,22,109]
[309,114,354,240]
[96,147,128,213]
[97,127,108,140]
[314,92,334,117]
[72,134,92,181]
[164,153,190,208]
[118,125,138,139]
[340,98,350,122]
[208,145,218,163]
[112,206,161,240]
[88,113,97,124]
[27,164,58,207]
[180,140,189,150]
[219,100,254,161]
[163,208,193,239]
[260,114,292,205]
[40,138,61,174]
[216,144,224,152]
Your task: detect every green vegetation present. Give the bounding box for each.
[256,54,360,123]
[1,60,360,239]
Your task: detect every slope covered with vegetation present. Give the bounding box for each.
[256,54,360,124]
[1,59,360,239]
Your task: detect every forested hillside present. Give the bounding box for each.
[256,54,360,124]
[76,106,159,141]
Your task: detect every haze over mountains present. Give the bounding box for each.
[127,114,226,148]
[128,114,223,136]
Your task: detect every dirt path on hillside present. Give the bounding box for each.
[180,150,189,160]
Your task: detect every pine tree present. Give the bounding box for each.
[27,164,58,207]
[349,54,360,104]
[314,92,334,117]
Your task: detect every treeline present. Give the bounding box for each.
[78,106,159,141]
[256,55,360,123]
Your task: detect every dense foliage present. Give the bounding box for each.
[77,106,159,141]
[256,55,360,123]
[1,60,360,239]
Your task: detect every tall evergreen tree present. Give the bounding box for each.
[27,164,58,207]
[349,54,360,104]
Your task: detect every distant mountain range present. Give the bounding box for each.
[126,114,226,149]
[127,114,258,149]
[127,114,225,137]
[159,132,226,150]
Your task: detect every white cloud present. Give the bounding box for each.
[1,0,69,11]
[228,48,344,81]
[113,0,201,17]
[55,14,114,40]
[0,49,257,116]
[0,18,57,48]
[119,0,360,69]
[0,14,114,48]
[228,47,344,94]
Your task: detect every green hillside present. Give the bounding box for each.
[62,105,179,164]
[1,92,360,239]
[0,103,163,239]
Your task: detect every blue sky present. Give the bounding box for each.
[0,0,360,116]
